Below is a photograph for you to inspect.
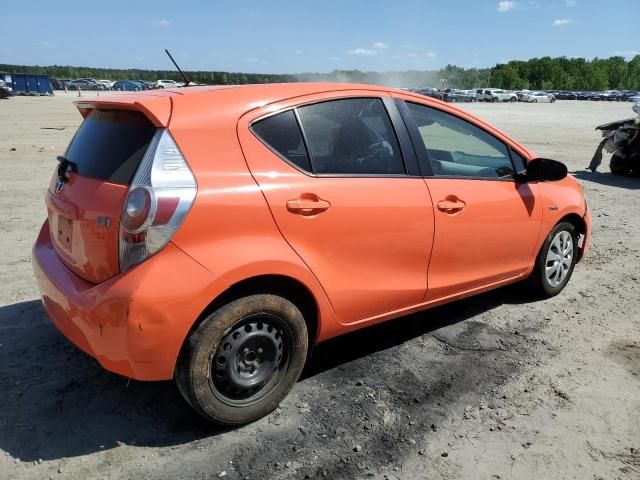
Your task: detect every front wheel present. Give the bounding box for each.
[175,294,309,425]
[527,222,578,298]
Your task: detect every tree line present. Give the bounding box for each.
[2,56,639,91]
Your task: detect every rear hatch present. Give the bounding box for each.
[46,101,167,284]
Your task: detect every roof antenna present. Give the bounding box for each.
[165,49,191,86]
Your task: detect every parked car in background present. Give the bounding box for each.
[0,79,13,98]
[33,82,590,426]
[444,89,476,102]
[97,80,114,90]
[112,80,144,91]
[514,90,529,102]
[156,79,181,89]
[554,91,577,100]
[525,91,556,103]
[628,93,640,103]
[588,92,607,101]
[475,89,488,101]
[66,78,107,91]
[484,89,518,102]
[620,91,640,101]
[50,78,68,90]
[413,87,442,100]
[133,80,157,90]
[602,90,622,101]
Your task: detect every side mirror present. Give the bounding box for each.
[518,158,568,182]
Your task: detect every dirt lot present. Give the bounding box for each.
[1,92,639,480]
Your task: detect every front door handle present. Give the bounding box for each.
[286,198,331,214]
[437,199,466,213]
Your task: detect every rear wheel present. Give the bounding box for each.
[609,153,634,176]
[175,294,308,425]
[492,97,498,103]
[527,222,578,298]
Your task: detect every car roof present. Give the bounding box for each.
[90,82,401,108]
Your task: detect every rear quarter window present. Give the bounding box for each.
[65,109,157,184]
[251,110,312,172]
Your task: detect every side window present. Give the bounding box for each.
[251,110,312,172]
[297,98,405,175]
[405,102,515,179]
[510,148,527,173]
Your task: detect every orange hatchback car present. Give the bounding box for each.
[33,83,591,425]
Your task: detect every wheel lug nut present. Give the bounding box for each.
[257,348,263,354]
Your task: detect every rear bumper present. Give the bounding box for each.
[32,221,216,380]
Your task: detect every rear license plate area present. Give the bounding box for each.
[57,216,73,252]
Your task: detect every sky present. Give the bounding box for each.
[0,0,637,74]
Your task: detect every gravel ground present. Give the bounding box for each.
[0,92,638,480]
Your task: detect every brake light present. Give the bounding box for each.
[119,129,196,271]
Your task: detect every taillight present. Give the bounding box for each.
[119,129,196,271]
[121,186,154,233]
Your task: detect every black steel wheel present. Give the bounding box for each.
[175,294,308,425]
[210,313,291,406]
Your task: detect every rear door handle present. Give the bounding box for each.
[286,198,331,213]
[437,200,466,213]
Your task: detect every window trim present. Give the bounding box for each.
[397,98,522,182]
[249,96,421,179]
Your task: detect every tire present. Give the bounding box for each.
[609,153,634,176]
[492,97,498,103]
[471,98,477,103]
[510,97,517,102]
[527,222,578,298]
[451,98,457,103]
[533,99,538,103]
[175,294,309,425]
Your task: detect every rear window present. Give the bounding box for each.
[65,109,157,184]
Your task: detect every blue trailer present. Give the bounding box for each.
[0,73,53,95]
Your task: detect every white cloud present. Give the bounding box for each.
[553,18,574,26]
[497,1,517,12]
[614,50,639,58]
[565,0,577,6]
[152,18,171,27]
[346,41,391,56]
[347,48,378,56]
